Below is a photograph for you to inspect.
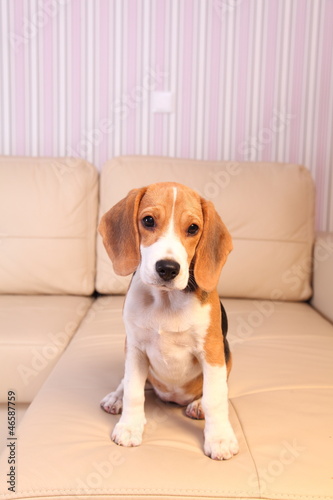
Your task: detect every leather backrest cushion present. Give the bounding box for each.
[0,157,98,295]
[96,156,315,301]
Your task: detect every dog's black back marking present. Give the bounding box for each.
[220,301,231,365]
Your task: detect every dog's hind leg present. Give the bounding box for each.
[100,379,124,414]
[185,398,205,420]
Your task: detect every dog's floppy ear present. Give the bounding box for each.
[193,199,233,292]
[98,187,147,276]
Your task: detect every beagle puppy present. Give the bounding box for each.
[99,182,239,460]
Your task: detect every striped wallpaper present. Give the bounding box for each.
[0,0,333,230]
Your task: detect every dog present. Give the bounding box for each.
[99,181,239,460]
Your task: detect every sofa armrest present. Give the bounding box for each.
[311,231,333,323]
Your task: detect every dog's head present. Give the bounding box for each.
[99,182,232,293]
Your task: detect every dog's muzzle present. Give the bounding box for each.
[155,259,180,282]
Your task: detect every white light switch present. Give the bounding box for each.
[152,91,174,113]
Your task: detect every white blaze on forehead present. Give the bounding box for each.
[139,185,189,290]
[166,187,178,236]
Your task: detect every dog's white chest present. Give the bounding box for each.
[123,274,211,392]
[124,274,210,341]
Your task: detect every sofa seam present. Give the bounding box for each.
[1,236,88,239]
[230,385,333,399]
[1,488,332,500]
[231,237,311,245]
[85,163,99,295]
[0,487,255,498]
[52,299,97,358]
[228,398,261,497]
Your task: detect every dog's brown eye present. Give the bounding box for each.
[142,216,155,228]
[187,223,199,235]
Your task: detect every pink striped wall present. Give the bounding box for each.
[1,0,333,230]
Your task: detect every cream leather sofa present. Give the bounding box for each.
[0,156,332,500]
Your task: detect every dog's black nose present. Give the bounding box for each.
[155,260,180,282]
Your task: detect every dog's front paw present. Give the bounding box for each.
[204,429,239,460]
[100,392,123,414]
[111,421,144,447]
